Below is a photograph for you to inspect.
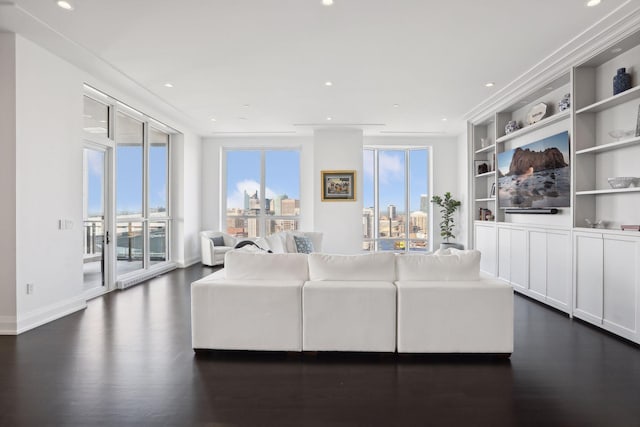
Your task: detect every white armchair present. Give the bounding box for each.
[200,231,237,266]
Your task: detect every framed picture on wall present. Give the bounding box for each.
[321,170,356,201]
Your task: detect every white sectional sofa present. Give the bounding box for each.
[191,249,514,355]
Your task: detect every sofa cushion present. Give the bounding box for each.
[308,252,396,281]
[396,249,481,281]
[293,235,314,254]
[225,251,309,280]
[265,233,286,253]
[284,231,323,253]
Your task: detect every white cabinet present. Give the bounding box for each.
[574,230,640,343]
[474,223,496,275]
[497,225,527,291]
[498,224,571,314]
[528,229,571,312]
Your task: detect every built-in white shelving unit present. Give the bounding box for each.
[575,135,640,154]
[496,110,570,143]
[575,84,640,114]
[467,22,640,345]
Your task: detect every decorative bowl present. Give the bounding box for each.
[608,177,637,189]
[608,129,635,140]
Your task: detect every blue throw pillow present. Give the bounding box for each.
[211,236,225,247]
[293,235,314,254]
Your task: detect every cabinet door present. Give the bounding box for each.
[547,231,571,310]
[475,224,496,275]
[574,233,603,324]
[603,235,638,336]
[497,227,511,282]
[510,228,527,290]
[528,230,547,298]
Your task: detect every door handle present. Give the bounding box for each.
[106,231,111,245]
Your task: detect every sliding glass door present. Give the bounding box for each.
[83,146,111,293]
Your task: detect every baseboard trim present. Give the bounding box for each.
[177,257,200,268]
[16,297,87,335]
[0,315,18,335]
[116,262,178,289]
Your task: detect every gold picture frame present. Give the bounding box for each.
[321,170,356,201]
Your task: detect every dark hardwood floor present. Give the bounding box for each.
[0,265,639,427]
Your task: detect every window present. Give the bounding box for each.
[363,148,429,252]
[115,112,171,275]
[225,149,300,238]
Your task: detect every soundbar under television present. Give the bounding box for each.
[497,131,570,209]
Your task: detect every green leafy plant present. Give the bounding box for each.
[431,192,461,243]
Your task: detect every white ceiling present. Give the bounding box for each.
[0,0,632,136]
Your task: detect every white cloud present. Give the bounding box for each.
[378,152,404,185]
[86,150,103,176]
[227,179,278,209]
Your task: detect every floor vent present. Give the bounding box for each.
[116,262,178,290]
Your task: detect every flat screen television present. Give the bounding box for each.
[497,131,570,209]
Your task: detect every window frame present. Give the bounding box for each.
[363,146,431,253]
[222,147,302,238]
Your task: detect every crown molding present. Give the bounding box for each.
[466,1,640,124]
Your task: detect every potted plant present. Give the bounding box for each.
[431,192,463,250]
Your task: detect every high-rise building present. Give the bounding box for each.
[362,208,374,239]
[281,198,296,216]
[388,204,397,220]
[410,211,428,239]
[420,194,429,213]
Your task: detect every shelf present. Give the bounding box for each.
[474,171,495,178]
[573,227,640,237]
[496,110,570,143]
[475,197,496,202]
[474,144,496,154]
[576,187,640,196]
[575,135,640,155]
[575,85,640,114]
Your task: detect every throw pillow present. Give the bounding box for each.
[211,236,225,247]
[293,235,314,254]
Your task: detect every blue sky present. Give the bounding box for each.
[86,145,167,216]
[226,150,300,209]
[363,149,429,213]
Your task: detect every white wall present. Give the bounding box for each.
[0,33,17,333]
[171,133,202,267]
[15,35,86,331]
[1,34,202,334]
[314,129,364,253]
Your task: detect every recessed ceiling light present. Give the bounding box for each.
[611,47,622,53]
[393,104,400,108]
[326,116,333,121]
[441,117,448,122]
[325,81,333,87]
[211,118,217,122]
[164,82,174,88]
[485,82,495,88]
[322,0,334,5]
[586,0,601,6]
[56,1,74,10]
